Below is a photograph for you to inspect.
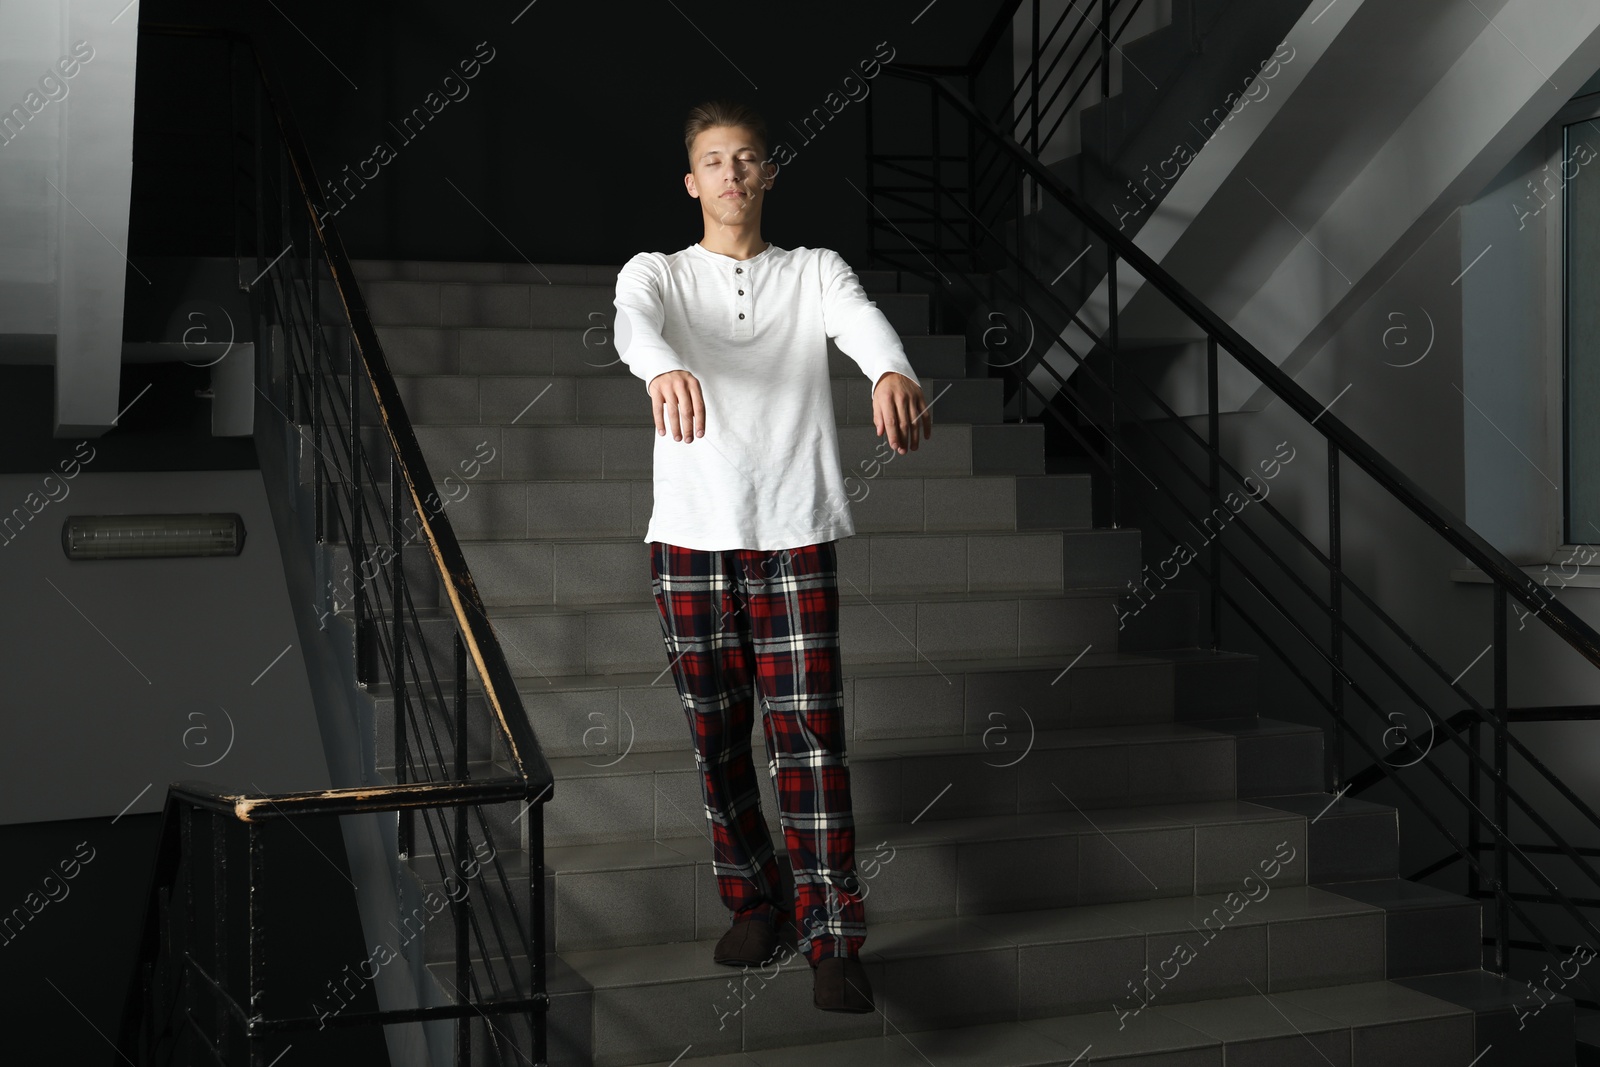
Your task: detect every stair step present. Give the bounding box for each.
[612,975,1543,1067]
[374,586,1128,679]
[413,797,1310,961]
[1251,792,1400,883]
[366,324,971,380]
[352,278,933,336]
[331,528,1139,611]
[536,897,1482,1066]
[305,469,1091,544]
[1317,877,1487,979]
[350,259,919,297]
[304,419,1046,485]
[383,373,1006,428]
[365,649,1260,777]
[534,798,1312,953]
[528,717,1324,850]
[470,650,1250,758]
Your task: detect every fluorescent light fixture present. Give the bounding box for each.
[62,513,246,560]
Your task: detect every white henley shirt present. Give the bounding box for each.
[612,242,922,551]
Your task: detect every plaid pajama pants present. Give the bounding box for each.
[648,539,866,964]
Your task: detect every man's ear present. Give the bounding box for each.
[684,171,699,199]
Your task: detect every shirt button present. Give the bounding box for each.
[738,289,744,295]
[738,313,745,319]
[736,267,743,274]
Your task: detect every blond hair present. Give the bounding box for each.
[684,99,769,166]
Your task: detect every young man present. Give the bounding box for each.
[612,99,932,1014]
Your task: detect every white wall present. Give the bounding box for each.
[0,468,331,824]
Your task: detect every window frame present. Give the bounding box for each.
[1556,91,1600,547]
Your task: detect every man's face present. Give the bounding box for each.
[685,125,775,227]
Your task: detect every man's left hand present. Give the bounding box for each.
[873,371,932,455]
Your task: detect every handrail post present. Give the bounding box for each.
[1207,336,1220,648]
[350,331,367,686]
[310,213,325,544]
[967,66,979,275]
[252,76,264,291]
[247,822,263,1063]
[395,456,412,858]
[529,799,548,1065]
[453,635,471,1064]
[1099,0,1112,159]
[1494,582,1509,973]
[214,812,231,1063]
[229,38,241,277]
[1469,718,1482,905]
[181,804,197,1052]
[932,88,943,275]
[865,88,875,266]
[1329,443,1344,790]
[1107,250,1119,528]
[1032,0,1041,159]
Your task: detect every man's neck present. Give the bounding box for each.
[698,233,770,261]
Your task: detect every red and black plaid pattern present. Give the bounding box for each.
[648,539,866,964]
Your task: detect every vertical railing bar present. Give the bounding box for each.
[1329,443,1344,791]
[349,330,367,687]
[932,86,943,279]
[181,805,196,1053]
[1207,335,1220,649]
[311,213,325,545]
[967,66,979,280]
[253,74,264,298]
[1099,0,1112,159]
[1107,250,1119,528]
[1032,0,1041,160]
[454,635,470,1065]
[530,799,548,1066]
[213,813,230,1064]
[229,39,241,279]
[247,822,264,1066]
[1469,719,1483,907]
[865,84,875,267]
[394,454,413,858]
[1494,582,1510,974]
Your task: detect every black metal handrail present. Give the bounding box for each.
[865,63,1600,997]
[121,24,553,1065]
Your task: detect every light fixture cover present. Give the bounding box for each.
[62,513,247,560]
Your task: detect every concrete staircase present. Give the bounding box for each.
[305,258,1576,1066]
[1030,0,1600,419]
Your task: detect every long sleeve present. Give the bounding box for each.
[818,249,922,398]
[613,253,690,392]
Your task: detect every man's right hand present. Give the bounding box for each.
[647,370,705,443]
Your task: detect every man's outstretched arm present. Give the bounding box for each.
[820,250,932,454]
[614,255,705,443]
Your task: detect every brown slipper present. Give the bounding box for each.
[812,955,874,1013]
[713,914,781,967]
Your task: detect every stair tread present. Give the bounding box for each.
[361,648,1255,705]
[397,585,1131,622]
[616,976,1502,1067]
[540,718,1260,781]
[529,797,1309,875]
[485,648,1252,694]
[390,371,984,382]
[400,526,1123,548]
[550,888,1432,991]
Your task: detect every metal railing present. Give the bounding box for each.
[120,26,554,1064]
[871,0,1150,337]
[866,65,1600,1004]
